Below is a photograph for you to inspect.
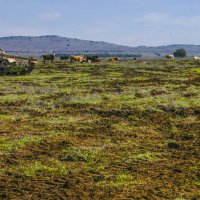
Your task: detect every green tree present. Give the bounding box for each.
[173,48,187,58]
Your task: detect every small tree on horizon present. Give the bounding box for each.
[173,48,187,58]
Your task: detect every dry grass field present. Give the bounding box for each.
[0,59,200,199]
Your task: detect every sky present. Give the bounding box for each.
[0,0,200,46]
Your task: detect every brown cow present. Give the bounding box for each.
[70,55,86,63]
[108,57,120,62]
[95,58,101,62]
[41,54,55,64]
[28,57,38,66]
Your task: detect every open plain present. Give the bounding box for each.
[0,59,200,199]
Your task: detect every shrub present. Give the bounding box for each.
[173,49,187,58]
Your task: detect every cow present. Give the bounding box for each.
[193,56,200,61]
[28,57,38,66]
[108,57,120,62]
[41,54,55,64]
[60,55,70,60]
[86,55,100,63]
[0,48,5,55]
[70,55,86,63]
[95,58,101,62]
[165,54,174,60]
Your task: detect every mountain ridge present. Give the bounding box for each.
[0,35,200,57]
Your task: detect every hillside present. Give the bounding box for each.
[0,35,200,57]
[0,35,136,56]
[135,44,200,56]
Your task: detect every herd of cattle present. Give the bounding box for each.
[41,54,120,64]
[41,53,200,64]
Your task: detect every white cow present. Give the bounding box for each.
[165,54,175,60]
[0,48,5,54]
[193,56,200,61]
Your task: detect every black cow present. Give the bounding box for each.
[86,55,99,63]
[60,55,70,60]
[41,54,55,64]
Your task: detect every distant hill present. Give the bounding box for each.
[134,44,200,57]
[0,35,136,56]
[0,35,200,57]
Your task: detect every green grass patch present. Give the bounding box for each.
[62,146,99,162]
[18,160,69,177]
[130,152,164,161]
[0,136,42,152]
[97,172,143,188]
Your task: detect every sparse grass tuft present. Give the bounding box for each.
[62,146,99,162]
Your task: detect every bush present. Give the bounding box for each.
[173,49,187,58]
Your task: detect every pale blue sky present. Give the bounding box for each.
[0,0,199,46]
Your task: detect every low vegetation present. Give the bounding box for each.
[0,59,199,199]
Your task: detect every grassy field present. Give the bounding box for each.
[0,59,200,199]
